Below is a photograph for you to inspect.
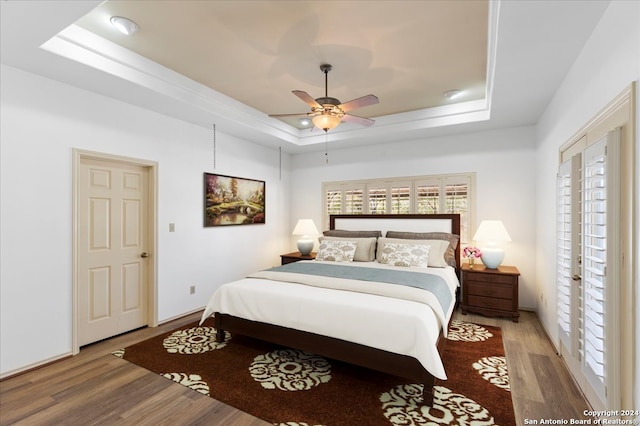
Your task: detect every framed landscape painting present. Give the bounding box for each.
[204,173,265,227]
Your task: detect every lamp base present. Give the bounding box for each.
[481,247,505,269]
[297,238,314,256]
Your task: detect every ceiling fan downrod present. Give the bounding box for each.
[320,64,332,98]
[316,64,340,107]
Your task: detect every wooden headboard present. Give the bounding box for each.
[329,214,461,268]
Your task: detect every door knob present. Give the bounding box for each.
[140,252,149,258]
[572,274,581,281]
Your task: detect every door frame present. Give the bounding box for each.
[557,83,635,410]
[72,149,158,355]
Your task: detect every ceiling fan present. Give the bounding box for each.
[269,64,379,132]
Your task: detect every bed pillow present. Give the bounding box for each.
[323,229,382,238]
[378,242,430,267]
[377,237,448,267]
[377,237,449,267]
[315,239,357,262]
[319,236,377,262]
[385,231,460,267]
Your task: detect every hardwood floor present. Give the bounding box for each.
[0,309,589,425]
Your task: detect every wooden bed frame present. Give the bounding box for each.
[214,213,461,405]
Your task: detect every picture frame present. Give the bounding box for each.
[204,173,265,227]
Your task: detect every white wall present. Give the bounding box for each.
[534,0,639,408]
[0,65,291,375]
[290,126,538,309]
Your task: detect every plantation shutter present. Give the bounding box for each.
[326,189,342,218]
[556,154,581,355]
[581,134,613,402]
[344,187,364,214]
[368,184,387,214]
[323,184,364,228]
[389,181,412,214]
[555,128,620,409]
[444,176,471,244]
[416,180,440,214]
[321,173,474,232]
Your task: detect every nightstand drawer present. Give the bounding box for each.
[466,282,512,299]
[468,295,514,311]
[460,263,520,322]
[465,272,515,285]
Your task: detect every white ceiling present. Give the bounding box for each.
[1,0,610,153]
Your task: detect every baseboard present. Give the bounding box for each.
[2,308,206,381]
[158,307,205,326]
[0,352,73,381]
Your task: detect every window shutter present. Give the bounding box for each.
[344,188,364,214]
[556,154,581,355]
[577,128,621,408]
[445,176,471,243]
[390,182,411,214]
[322,173,474,232]
[416,180,440,214]
[368,185,387,214]
[326,189,342,217]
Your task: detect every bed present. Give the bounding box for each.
[200,213,461,405]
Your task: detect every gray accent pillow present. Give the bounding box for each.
[323,230,382,238]
[385,231,460,267]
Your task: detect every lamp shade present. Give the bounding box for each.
[472,220,512,243]
[292,219,319,236]
[312,113,341,131]
[292,219,319,256]
[473,220,511,269]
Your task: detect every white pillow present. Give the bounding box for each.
[377,237,449,267]
[319,236,377,261]
[316,240,357,262]
[378,242,430,267]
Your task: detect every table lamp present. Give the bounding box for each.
[473,220,512,269]
[292,219,319,256]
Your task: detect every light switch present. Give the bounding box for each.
[169,223,175,232]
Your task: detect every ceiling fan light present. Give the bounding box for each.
[110,16,139,35]
[312,114,341,131]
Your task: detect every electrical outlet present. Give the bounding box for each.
[169,223,175,232]
[190,285,195,295]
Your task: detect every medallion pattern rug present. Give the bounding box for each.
[113,319,515,425]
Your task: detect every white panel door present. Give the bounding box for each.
[78,158,149,346]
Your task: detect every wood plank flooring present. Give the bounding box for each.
[0,309,589,425]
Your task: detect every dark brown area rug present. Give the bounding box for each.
[113,318,515,425]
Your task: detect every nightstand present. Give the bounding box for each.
[460,263,520,322]
[280,251,316,265]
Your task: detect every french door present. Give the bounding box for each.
[556,129,621,411]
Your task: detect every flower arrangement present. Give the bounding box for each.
[463,247,482,259]
[463,247,482,268]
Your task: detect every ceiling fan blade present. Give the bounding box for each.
[292,90,321,108]
[342,114,375,127]
[268,113,310,118]
[339,94,379,112]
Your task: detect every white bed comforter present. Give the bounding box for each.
[200,261,459,380]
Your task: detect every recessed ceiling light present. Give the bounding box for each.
[299,118,311,126]
[443,89,463,99]
[110,16,139,35]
